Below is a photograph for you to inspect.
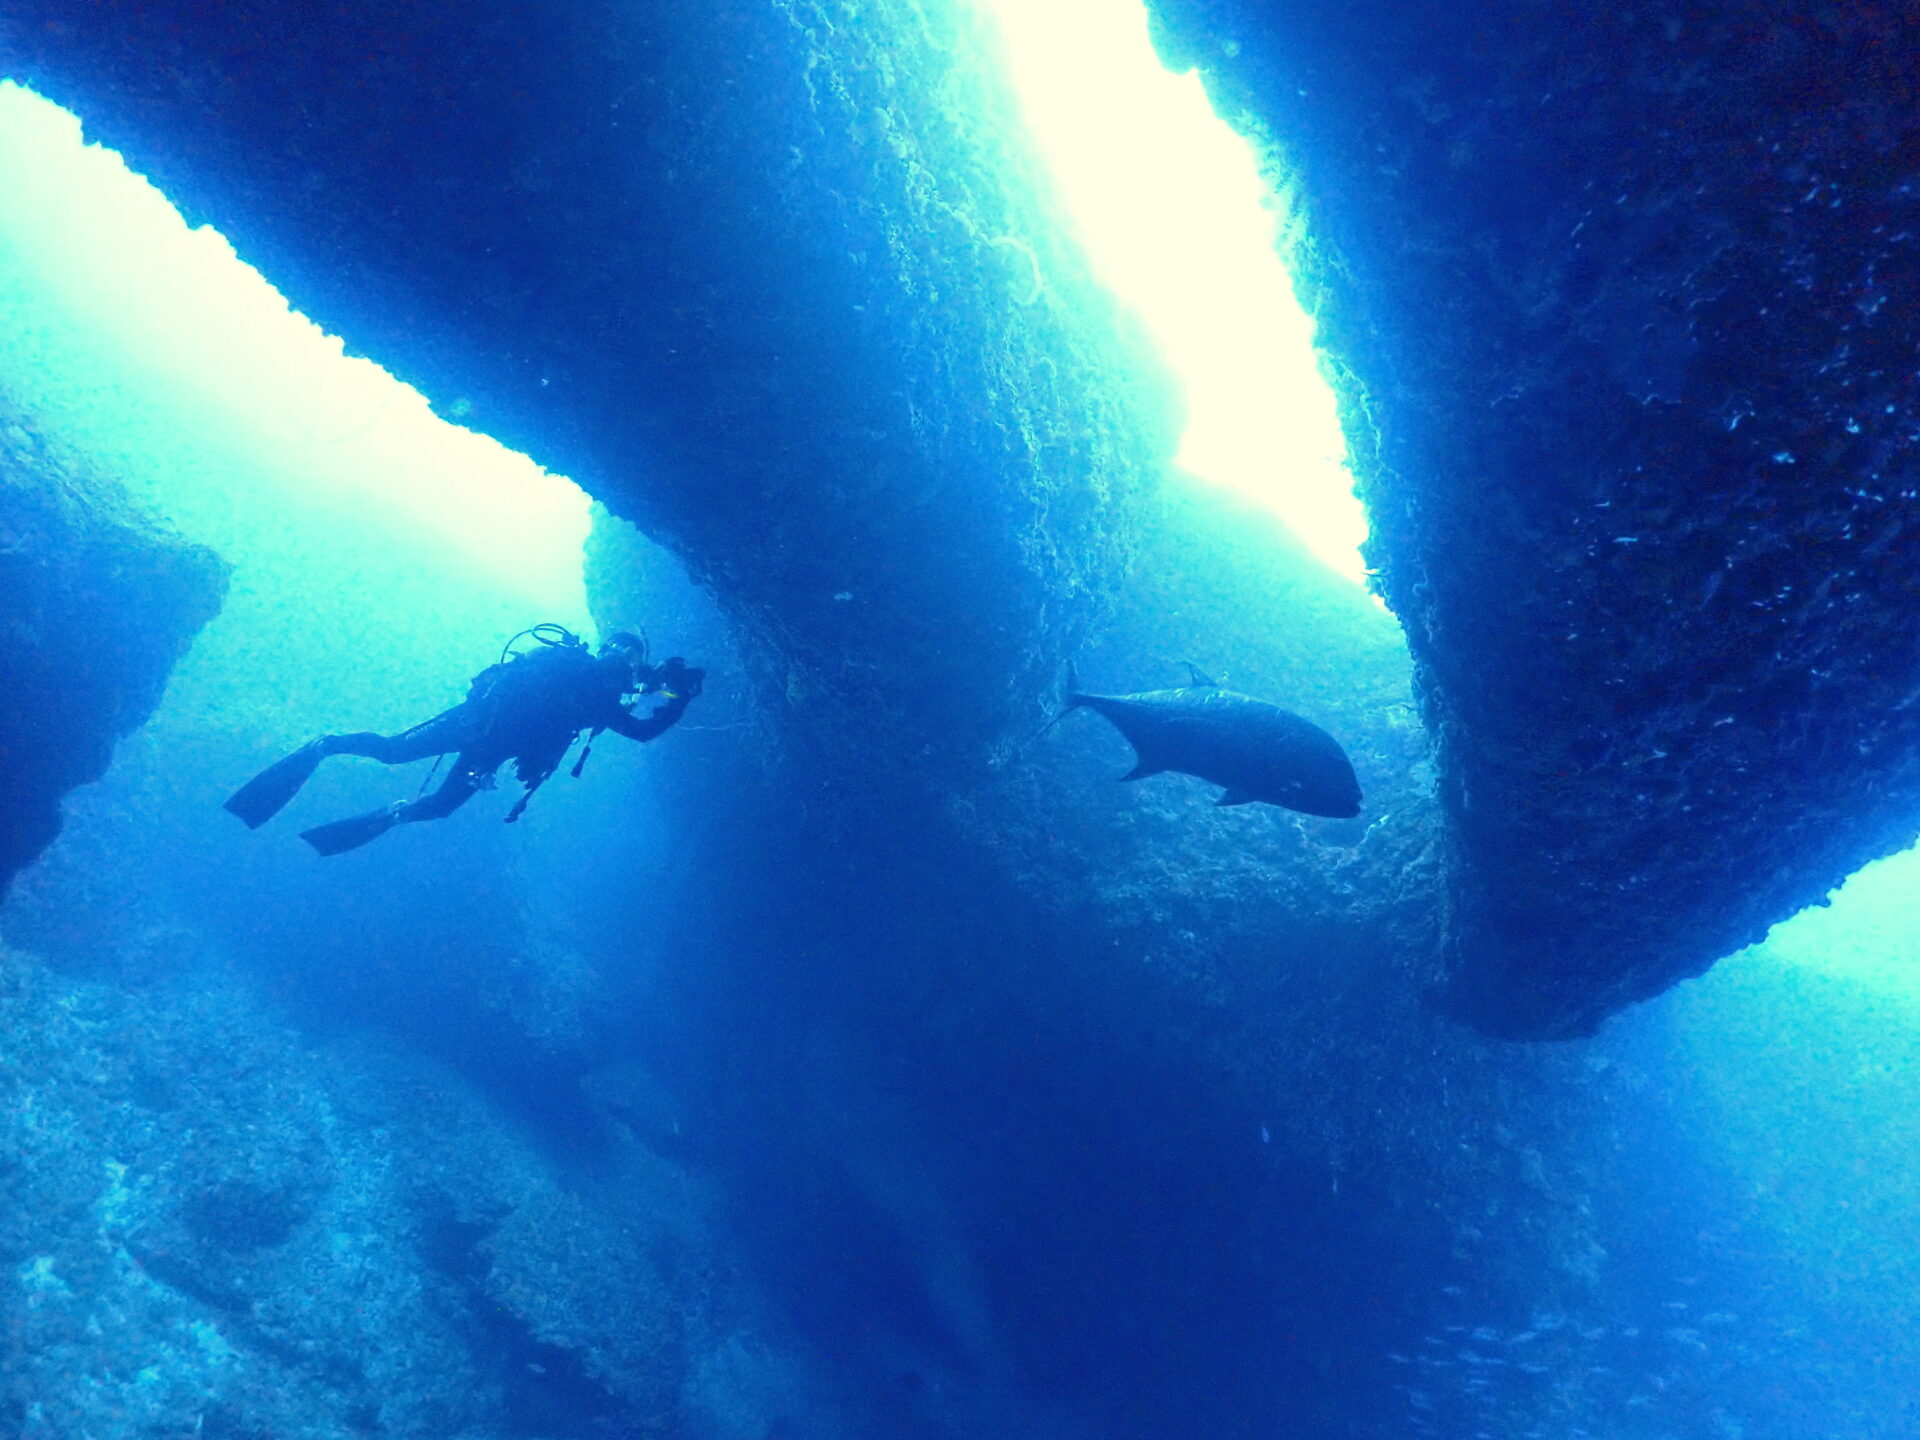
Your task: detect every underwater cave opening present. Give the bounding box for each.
[973,0,1369,586]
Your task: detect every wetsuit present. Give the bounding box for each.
[320,644,690,824]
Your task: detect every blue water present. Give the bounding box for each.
[1,11,1917,1440]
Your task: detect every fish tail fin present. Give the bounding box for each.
[1033,660,1088,741]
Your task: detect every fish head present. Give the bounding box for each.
[1294,782,1363,819]
[1285,755,1363,817]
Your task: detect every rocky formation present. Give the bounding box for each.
[581,512,1633,1440]
[0,392,225,891]
[1146,0,1920,1035]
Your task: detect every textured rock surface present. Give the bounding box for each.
[0,392,225,891]
[1146,0,1920,1035]
[0,939,809,1440]
[0,0,1171,774]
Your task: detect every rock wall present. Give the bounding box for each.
[15,0,1916,1037]
[0,392,225,891]
[1145,0,1920,1035]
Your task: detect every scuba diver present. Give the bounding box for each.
[225,625,703,855]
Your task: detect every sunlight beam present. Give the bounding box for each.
[0,81,593,620]
[975,0,1369,583]
[1756,840,1920,1003]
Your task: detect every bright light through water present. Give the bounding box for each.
[975,0,1368,582]
[1756,840,1920,1003]
[0,82,592,619]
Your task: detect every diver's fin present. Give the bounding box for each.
[224,742,327,829]
[1214,789,1259,807]
[1183,662,1219,689]
[299,805,402,857]
[1120,762,1165,782]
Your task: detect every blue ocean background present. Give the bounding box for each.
[1,3,1917,1435]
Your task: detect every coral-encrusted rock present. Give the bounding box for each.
[1145,0,1920,1035]
[0,395,226,891]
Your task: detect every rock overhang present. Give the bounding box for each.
[1145,0,1920,1037]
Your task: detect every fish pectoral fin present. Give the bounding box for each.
[1183,661,1220,689]
[1120,761,1165,782]
[1214,788,1260,807]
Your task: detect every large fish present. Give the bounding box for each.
[1062,665,1362,817]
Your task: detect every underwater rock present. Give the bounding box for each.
[2,1,1884,1430]
[0,936,810,1439]
[1145,0,1920,1036]
[0,393,226,893]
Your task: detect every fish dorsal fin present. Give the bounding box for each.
[1120,761,1165,782]
[1214,788,1258,807]
[1184,661,1219,689]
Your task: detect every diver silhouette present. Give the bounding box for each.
[225,626,703,855]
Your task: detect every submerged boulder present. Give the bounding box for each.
[1146,0,1920,1036]
[0,393,225,891]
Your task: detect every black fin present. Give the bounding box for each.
[300,806,401,856]
[1120,761,1164,782]
[1214,789,1258,807]
[224,743,327,829]
[1183,662,1219,689]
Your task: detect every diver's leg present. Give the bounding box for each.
[321,705,478,765]
[392,765,485,823]
[298,755,493,855]
[231,706,479,830]
[225,741,333,827]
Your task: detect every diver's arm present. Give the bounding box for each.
[606,692,691,742]
[605,661,703,742]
